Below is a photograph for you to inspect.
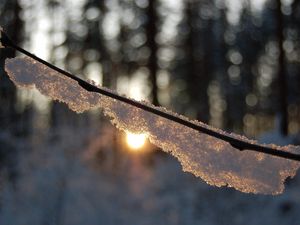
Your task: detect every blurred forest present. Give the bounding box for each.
[1,0,300,224]
[1,0,300,137]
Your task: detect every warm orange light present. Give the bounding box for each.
[126,132,147,150]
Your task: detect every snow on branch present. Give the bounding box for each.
[5,56,300,195]
[1,30,300,195]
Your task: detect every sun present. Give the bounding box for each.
[126,132,147,150]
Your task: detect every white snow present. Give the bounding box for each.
[5,56,300,194]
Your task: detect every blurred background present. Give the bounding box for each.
[0,0,300,224]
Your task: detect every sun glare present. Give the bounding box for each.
[126,132,147,150]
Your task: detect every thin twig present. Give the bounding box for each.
[1,30,300,162]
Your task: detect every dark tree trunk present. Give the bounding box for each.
[0,0,23,191]
[276,0,288,136]
[146,0,159,106]
[0,0,22,132]
[185,0,210,122]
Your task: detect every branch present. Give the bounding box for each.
[1,30,299,162]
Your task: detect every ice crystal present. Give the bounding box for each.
[5,56,300,194]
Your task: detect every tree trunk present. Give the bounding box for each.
[146,0,159,106]
[0,0,22,132]
[276,0,288,136]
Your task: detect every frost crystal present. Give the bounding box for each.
[5,56,300,194]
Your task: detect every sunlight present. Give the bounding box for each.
[126,132,147,150]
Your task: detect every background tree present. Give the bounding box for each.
[0,0,23,189]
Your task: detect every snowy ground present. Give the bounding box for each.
[0,125,300,225]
